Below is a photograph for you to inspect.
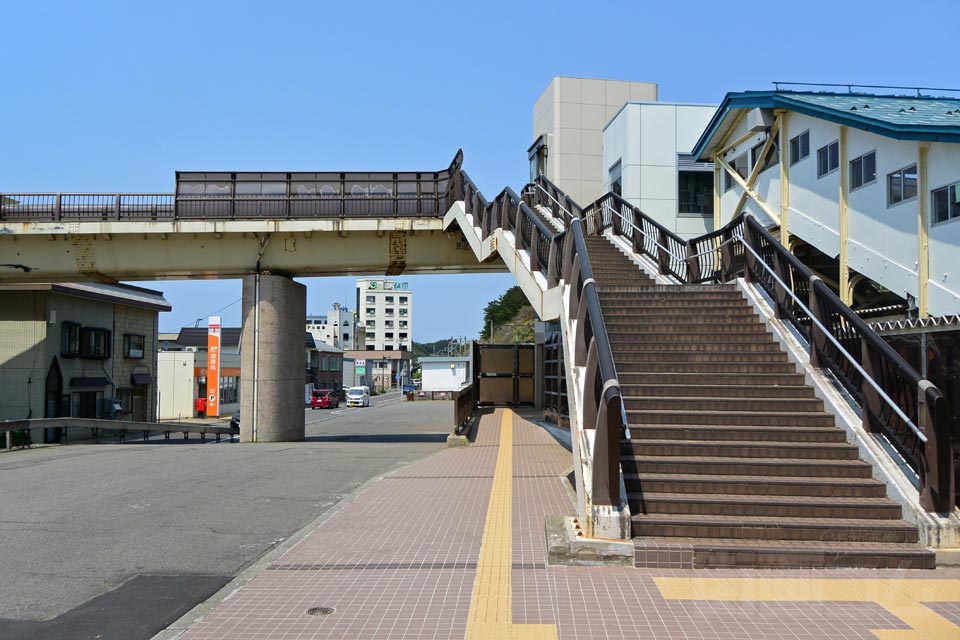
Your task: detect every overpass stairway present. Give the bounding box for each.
[582,235,934,569]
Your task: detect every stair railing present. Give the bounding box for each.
[526,173,955,513]
[559,217,625,507]
[739,215,954,512]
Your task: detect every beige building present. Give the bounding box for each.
[530,76,658,205]
[0,283,170,437]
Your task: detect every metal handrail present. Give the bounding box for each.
[736,228,927,443]
[600,201,686,265]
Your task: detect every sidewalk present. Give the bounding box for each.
[171,409,960,640]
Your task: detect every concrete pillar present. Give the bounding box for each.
[240,274,306,442]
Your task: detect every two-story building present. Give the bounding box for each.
[691,88,960,317]
[0,282,170,438]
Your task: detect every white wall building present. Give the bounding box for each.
[692,89,960,317]
[602,102,719,237]
[306,303,357,350]
[420,356,471,392]
[531,76,658,206]
[355,278,413,351]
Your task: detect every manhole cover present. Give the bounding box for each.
[306,606,336,616]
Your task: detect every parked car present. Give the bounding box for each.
[230,411,240,430]
[345,386,370,407]
[310,388,339,409]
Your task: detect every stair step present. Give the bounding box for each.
[624,456,874,478]
[625,396,824,413]
[631,513,919,543]
[627,409,835,427]
[616,361,799,374]
[621,383,815,399]
[623,473,888,498]
[614,352,788,364]
[608,331,773,343]
[606,322,768,333]
[628,492,902,520]
[618,372,805,385]
[631,537,934,569]
[626,439,858,460]
[628,424,845,443]
[614,342,784,354]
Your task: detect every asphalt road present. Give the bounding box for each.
[0,391,450,639]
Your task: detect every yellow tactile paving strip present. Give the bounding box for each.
[466,409,558,640]
[656,577,960,640]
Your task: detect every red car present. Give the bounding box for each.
[310,389,339,409]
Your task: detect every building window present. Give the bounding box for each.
[398,308,408,317]
[220,376,238,404]
[366,320,375,329]
[399,296,408,304]
[123,334,145,359]
[343,332,350,342]
[399,332,408,339]
[366,308,375,316]
[609,160,622,197]
[399,320,408,328]
[331,358,341,371]
[385,296,394,304]
[366,295,375,304]
[61,322,81,358]
[385,308,394,316]
[678,170,713,216]
[888,164,918,207]
[723,153,748,192]
[932,182,960,224]
[366,345,375,351]
[850,151,877,190]
[817,141,839,178]
[71,390,103,418]
[80,327,111,359]
[789,131,810,165]
[385,332,394,339]
[750,135,779,173]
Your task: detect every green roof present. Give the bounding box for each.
[692,91,960,160]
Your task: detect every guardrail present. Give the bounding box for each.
[452,383,478,435]
[0,151,464,222]
[1,418,238,447]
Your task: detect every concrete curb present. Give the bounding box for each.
[545,514,634,566]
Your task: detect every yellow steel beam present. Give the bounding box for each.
[779,111,791,246]
[715,155,781,226]
[731,119,781,219]
[713,109,748,155]
[839,126,850,305]
[712,155,722,231]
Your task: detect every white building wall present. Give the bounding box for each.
[356,278,413,351]
[421,360,469,392]
[717,110,960,315]
[534,77,658,205]
[603,102,717,238]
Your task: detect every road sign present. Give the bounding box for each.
[206,316,221,418]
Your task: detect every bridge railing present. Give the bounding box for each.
[0,151,465,222]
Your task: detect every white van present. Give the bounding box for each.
[346,386,370,407]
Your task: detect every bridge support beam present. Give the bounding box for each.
[240,274,306,442]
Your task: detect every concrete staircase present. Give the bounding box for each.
[583,234,934,569]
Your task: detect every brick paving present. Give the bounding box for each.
[179,408,960,640]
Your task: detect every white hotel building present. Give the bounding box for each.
[355,278,413,351]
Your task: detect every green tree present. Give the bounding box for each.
[480,286,531,340]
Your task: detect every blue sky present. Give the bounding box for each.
[1,1,953,340]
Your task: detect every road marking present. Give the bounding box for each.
[655,577,960,639]
[466,409,558,640]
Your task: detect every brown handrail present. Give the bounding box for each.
[526,173,954,513]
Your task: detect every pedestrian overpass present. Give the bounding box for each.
[1,151,957,567]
